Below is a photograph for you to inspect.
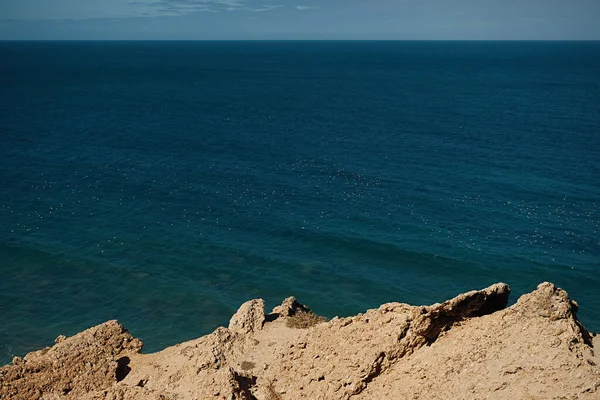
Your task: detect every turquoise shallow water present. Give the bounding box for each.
[1,41,599,364]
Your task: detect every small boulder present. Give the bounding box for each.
[272,296,310,317]
[229,299,265,334]
[55,335,67,344]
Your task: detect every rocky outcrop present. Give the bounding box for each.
[259,282,511,399]
[0,321,142,400]
[271,296,310,317]
[355,282,600,399]
[1,283,598,400]
[228,299,266,335]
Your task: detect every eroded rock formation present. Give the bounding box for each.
[1,282,598,399]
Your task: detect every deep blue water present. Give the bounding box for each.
[1,41,599,364]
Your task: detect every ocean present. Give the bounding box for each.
[1,41,599,364]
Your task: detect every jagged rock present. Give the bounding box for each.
[355,282,599,400]
[55,335,67,344]
[262,282,512,398]
[515,282,580,320]
[228,299,265,335]
[0,320,142,400]
[411,282,510,342]
[1,283,597,400]
[271,296,310,317]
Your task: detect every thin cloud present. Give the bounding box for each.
[249,5,283,12]
[132,0,283,16]
[1,0,284,21]
[295,5,318,11]
[132,0,241,15]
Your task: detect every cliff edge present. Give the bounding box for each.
[1,282,598,399]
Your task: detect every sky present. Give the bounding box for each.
[1,0,599,40]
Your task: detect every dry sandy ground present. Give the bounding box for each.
[1,282,598,399]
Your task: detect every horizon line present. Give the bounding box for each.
[2,39,600,42]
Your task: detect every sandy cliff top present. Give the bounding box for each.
[1,282,598,399]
